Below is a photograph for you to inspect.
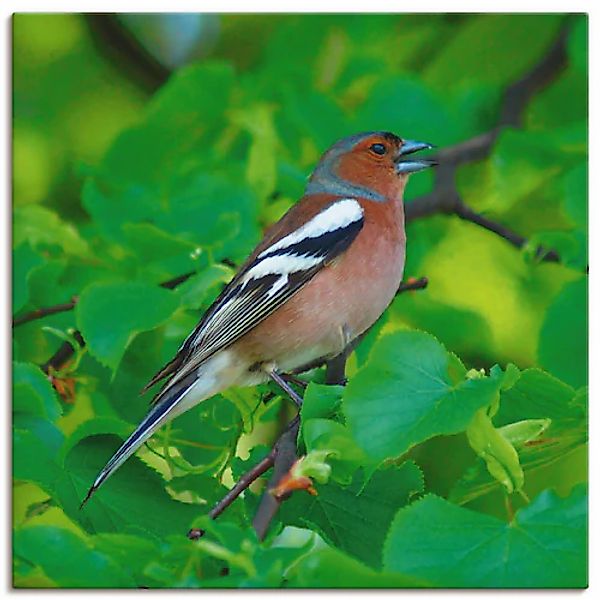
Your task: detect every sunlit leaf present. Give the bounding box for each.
[13,243,44,313]
[384,485,587,587]
[75,280,179,373]
[538,277,587,388]
[344,330,507,461]
[280,461,423,568]
[13,362,62,421]
[14,526,137,588]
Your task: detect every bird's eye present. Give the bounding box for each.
[369,143,387,156]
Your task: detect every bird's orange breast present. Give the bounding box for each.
[236,195,406,371]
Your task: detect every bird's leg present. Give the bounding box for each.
[280,373,308,389]
[268,369,304,408]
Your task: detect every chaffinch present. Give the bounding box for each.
[82,131,435,505]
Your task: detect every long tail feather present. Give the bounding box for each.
[80,381,195,508]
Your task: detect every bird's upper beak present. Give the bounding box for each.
[395,140,437,174]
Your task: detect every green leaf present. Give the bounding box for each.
[75,280,180,373]
[483,129,567,213]
[13,422,64,494]
[424,14,562,90]
[120,222,203,282]
[14,526,136,588]
[234,103,279,201]
[301,383,343,421]
[59,417,133,462]
[355,77,462,147]
[383,485,587,587]
[166,395,242,472]
[43,259,116,307]
[160,173,260,262]
[526,69,587,130]
[279,89,349,156]
[92,533,161,587]
[567,16,587,74]
[13,204,91,257]
[450,369,586,505]
[230,445,271,482]
[495,368,579,425]
[167,472,235,510]
[174,263,233,310]
[466,407,523,494]
[280,461,423,568]
[302,418,368,484]
[13,362,62,421]
[286,546,424,588]
[538,277,587,388]
[389,290,495,366]
[563,163,587,230]
[54,435,198,538]
[100,328,167,423]
[13,243,44,313]
[141,537,203,587]
[344,330,506,461]
[100,62,235,184]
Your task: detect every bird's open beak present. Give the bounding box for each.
[395,140,437,174]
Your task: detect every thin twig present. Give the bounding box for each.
[13,298,78,327]
[454,204,560,262]
[396,276,429,293]
[210,452,276,521]
[42,331,85,374]
[187,449,278,540]
[160,271,196,290]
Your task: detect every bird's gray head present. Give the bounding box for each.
[306,131,435,201]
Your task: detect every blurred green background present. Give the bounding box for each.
[13,14,587,588]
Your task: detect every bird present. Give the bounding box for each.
[81,131,435,506]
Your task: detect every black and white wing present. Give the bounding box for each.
[149,198,365,400]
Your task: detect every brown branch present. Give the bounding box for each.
[396,276,429,293]
[85,15,171,92]
[42,331,85,374]
[454,204,560,262]
[13,298,78,327]
[160,271,196,290]
[252,416,300,540]
[406,24,570,260]
[187,415,300,541]
[187,448,278,540]
[210,451,276,521]
[500,23,570,129]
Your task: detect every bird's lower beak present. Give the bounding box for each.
[395,139,437,174]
